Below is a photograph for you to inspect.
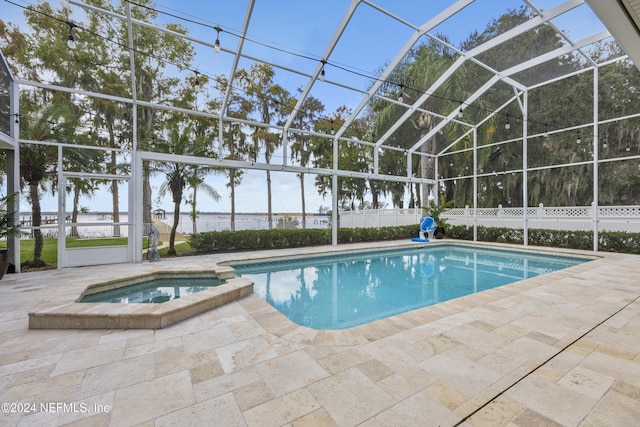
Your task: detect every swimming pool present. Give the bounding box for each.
[233,244,590,330]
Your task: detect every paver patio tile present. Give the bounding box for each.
[242,388,320,427]
[110,370,195,426]
[308,367,396,426]
[155,392,245,427]
[0,242,638,426]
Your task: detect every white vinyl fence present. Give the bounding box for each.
[338,205,640,233]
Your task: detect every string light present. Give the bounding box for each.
[9,0,522,129]
[576,131,581,144]
[66,21,78,49]
[504,115,510,130]
[213,26,222,53]
[319,60,326,81]
[602,135,608,148]
[2,0,602,136]
[398,84,404,103]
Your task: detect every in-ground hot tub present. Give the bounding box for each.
[28,268,253,329]
[79,275,229,303]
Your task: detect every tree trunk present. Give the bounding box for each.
[29,182,45,266]
[71,184,80,238]
[420,146,430,207]
[371,184,379,210]
[111,177,120,237]
[169,198,179,256]
[191,186,198,235]
[409,182,415,209]
[108,125,120,237]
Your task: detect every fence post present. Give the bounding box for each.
[592,201,598,251]
[464,205,470,227]
[498,204,503,221]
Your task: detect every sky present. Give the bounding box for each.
[1,0,607,214]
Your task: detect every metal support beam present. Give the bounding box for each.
[375,0,585,150]
[523,91,529,246]
[126,1,141,264]
[7,78,20,272]
[332,129,340,246]
[472,128,478,242]
[219,0,256,150]
[333,0,474,141]
[134,155,144,262]
[408,75,501,154]
[593,66,599,251]
[283,0,362,134]
[57,145,64,269]
[409,28,610,157]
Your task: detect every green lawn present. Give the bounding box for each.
[1,237,195,266]
[158,241,194,256]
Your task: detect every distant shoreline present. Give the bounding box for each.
[18,212,330,235]
[27,212,327,217]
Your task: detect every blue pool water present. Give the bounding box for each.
[233,245,589,330]
[80,277,225,303]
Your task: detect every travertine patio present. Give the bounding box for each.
[1,241,639,426]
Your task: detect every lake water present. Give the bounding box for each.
[163,213,330,234]
[25,212,330,238]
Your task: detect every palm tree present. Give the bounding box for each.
[373,39,470,207]
[155,123,216,254]
[186,167,221,234]
[20,144,55,267]
[157,166,186,256]
[18,103,71,266]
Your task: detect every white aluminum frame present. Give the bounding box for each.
[2,0,638,266]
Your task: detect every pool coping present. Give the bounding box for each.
[28,265,253,329]
[7,240,639,426]
[232,242,607,345]
[26,240,602,332]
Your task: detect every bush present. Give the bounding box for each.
[598,231,640,254]
[187,225,640,255]
[447,225,640,253]
[189,225,416,253]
